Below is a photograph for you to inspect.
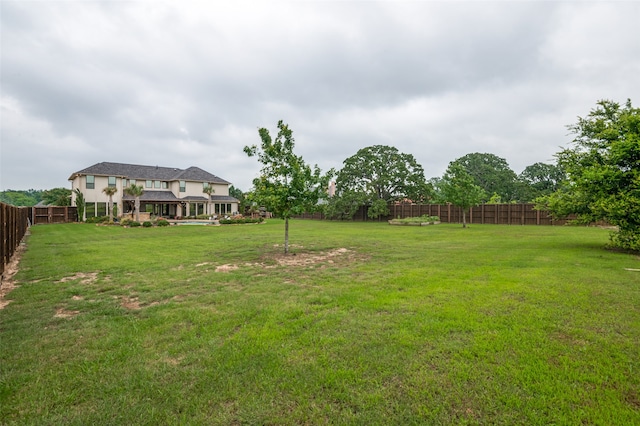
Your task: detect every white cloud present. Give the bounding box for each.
[1,0,639,192]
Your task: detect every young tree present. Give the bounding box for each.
[124,183,144,222]
[244,120,331,254]
[73,188,85,222]
[102,186,118,222]
[202,184,215,216]
[439,162,485,228]
[335,145,432,219]
[540,99,640,250]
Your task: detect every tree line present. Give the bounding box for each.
[245,99,639,251]
[0,188,72,207]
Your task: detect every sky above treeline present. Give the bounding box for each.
[1,1,639,192]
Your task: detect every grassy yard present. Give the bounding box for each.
[1,220,639,425]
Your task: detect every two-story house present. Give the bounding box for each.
[69,162,239,219]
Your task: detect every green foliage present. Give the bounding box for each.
[391,215,440,223]
[73,188,85,221]
[123,184,144,223]
[324,190,367,220]
[0,189,42,206]
[334,145,432,219]
[439,162,486,227]
[229,185,247,211]
[486,192,503,204]
[517,162,566,202]
[244,120,332,253]
[102,186,118,222]
[128,221,141,227]
[453,152,518,202]
[540,99,640,250]
[42,187,72,206]
[219,217,264,224]
[85,216,109,224]
[142,221,153,228]
[155,219,170,227]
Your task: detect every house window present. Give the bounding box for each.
[108,176,116,188]
[86,175,95,189]
[180,181,186,192]
[96,202,107,217]
[85,202,96,218]
[203,182,209,190]
[154,180,161,188]
[123,179,128,187]
[130,179,136,186]
[162,181,168,189]
[146,180,152,188]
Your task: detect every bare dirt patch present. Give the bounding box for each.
[0,240,27,310]
[216,264,239,273]
[271,247,354,267]
[54,308,80,319]
[210,247,360,273]
[56,272,99,284]
[117,295,160,310]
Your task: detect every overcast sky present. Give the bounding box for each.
[1,1,639,192]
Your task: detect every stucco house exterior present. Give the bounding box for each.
[69,162,239,220]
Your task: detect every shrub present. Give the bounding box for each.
[156,219,170,227]
[608,229,640,252]
[219,217,264,225]
[86,216,109,224]
[391,215,440,224]
[143,221,153,228]
[129,221,141,227]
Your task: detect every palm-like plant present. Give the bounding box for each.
[73,188,86,222]
[102,186,118,222]
[203,184,215,216]
[124,184,144,222]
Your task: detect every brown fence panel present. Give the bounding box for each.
[31,206,78,224]
[299,203,586,226]
[1,202,30,278]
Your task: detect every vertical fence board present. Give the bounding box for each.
[295,203,579,225]
[1,202,30,278]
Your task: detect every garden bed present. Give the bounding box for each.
[388,215,440,226]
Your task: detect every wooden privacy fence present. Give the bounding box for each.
[31,206,78,225]
[1,202,30,278]
[296,203,576,225]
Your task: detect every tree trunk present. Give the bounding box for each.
[108,196,113,222]
[463,209,467,228]
[135,198,140,222]
[284,217,289,254]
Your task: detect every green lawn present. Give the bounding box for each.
[1,220,639,425]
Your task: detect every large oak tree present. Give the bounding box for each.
[453,153,518,202]
[332,145,431,219]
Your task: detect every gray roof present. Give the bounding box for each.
[123,191,180,202]
[69,162,231,184]
[122,192,239,204]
